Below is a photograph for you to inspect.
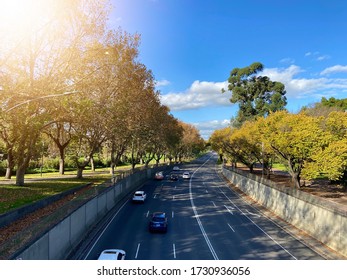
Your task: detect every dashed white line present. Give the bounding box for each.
[189,156,219,260]
[212,201,217,207]
[135,243,141,259]
[173,243,176,259]
[227,223,235,232]
[224,205,234,215]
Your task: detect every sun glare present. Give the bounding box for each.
[0,0,52,38]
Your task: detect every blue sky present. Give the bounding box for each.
[109,0,347,139]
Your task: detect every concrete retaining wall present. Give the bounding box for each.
[222,166,347,257]
[14,166,164,260]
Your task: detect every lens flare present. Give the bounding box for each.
[0,0,52,39]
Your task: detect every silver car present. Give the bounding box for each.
[98,249,126,260]
[132,190,147,203]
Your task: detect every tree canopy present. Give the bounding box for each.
[0,0,205,185]
[210,108,347,189]
[222,62,287,127]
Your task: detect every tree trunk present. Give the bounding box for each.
[288,159,302,188]
[5,151,14,179]
[77,167,84,179]
[110,162,115,176]
[58,146,65,175]
[90,157,95,171]
[5,167,12,179]
[249,163,254,173]
[16,166,26,186]
[59,158,65,175]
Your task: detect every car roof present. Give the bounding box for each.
[98,249,126,260]
[134,191,145,194]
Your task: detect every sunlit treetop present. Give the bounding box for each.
[0,0,55,36]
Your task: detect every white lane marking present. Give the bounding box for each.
[218,185,297,260]
[84,200,128,259]
[245,209,261,218]
[173,195,175,200]
[189,156,219,260]
[172,211,174,218]
[146,210,150,218]
[224,205,234,215]
[212,201,217,207]
[173,243,176,259]
[135,243,141,259]
[227,223,235,232]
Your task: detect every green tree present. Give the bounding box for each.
[223,62,287,127]
[301,97,347,117]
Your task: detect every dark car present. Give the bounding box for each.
[149,212,168,233]
[170,173,179,181]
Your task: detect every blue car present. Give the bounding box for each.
[149,212,168,233]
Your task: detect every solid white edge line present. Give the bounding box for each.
[214,166,298,260]
[84,199,128,259]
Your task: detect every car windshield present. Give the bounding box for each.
[134,193,142,197]
[152,216,165,222]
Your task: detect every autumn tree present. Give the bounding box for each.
[174,122,205,161]
[257,111,329,188]
[302,111,347,189]
[223,62,287,127]
[0,0,110,185]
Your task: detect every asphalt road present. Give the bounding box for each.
[80,152,326,260]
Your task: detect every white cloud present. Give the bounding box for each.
[155,79,171,87]
[280,57,295,64]
[160,80,230,111]
[193,119,231,140]
[161,64,347,113]
[304,51,330,61]
[321,65,347,76]
[261,65,347,98]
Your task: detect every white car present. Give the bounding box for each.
[182,171,190,179]
[173,166,180,171]
[132,190,147,203]
[98,249,126,260]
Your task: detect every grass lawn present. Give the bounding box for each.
[0,171,114,215]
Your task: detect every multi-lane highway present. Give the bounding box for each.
[79,152,326,260]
